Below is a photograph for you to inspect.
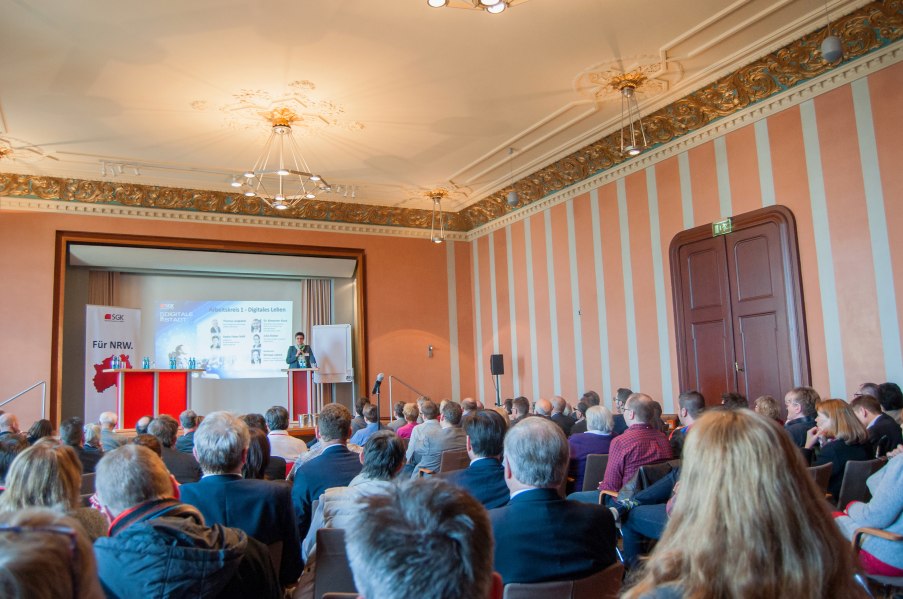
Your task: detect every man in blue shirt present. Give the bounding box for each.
[349,404,381,446]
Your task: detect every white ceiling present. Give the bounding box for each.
[0,0,864,211]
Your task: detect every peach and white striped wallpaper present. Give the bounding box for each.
[458,59,903,412]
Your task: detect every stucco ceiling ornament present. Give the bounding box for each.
[573,56,683,104]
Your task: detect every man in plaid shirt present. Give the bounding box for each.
[599,393,673,492]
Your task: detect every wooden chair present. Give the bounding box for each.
[502,561,624,599]
[313,528,357,599]
[438,448,470,473]
[852,527,903,596]
[835,458,886,509]
[807,462,833,495]
[635,459,681,491]
[581,454,609,492]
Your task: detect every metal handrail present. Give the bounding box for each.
[1,381,47,419]
[388,375,429,401]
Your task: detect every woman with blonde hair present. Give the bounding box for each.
[804,398,871,500]
[753,394,783,424]
[0,439,108,541]
[623,409,867,599]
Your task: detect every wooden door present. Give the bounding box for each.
[670,206,809,409]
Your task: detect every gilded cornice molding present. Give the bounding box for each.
[0,0,900,233]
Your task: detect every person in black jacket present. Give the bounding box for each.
[803,399,871,499]
[93,444,280,599]
[851,393,903,456]
[445,409,510,508]
[783,386,821,447]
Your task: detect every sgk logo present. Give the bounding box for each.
[104,313,125,322]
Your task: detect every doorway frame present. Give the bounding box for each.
[668,205,810,396]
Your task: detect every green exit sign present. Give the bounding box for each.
[712,218,732,237]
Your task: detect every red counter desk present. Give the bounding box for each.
[283,368,318,424]
[105,368,204,427]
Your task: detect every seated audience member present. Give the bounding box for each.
[407,400,466,477]
[612,388,633,435]
[266,405,308,462]
[405,400,440,461]
[571,391,601,435]
[351,397,370,435]
[490,417,617,584]
[510,396,531,425]
[59,417,102,474]
[834,447,903,576]
[720,391,749,410]
[622,409,868,599]
[99,411,126,451]
[550,396,576,436]
[83,423,104,452]
[243,427,286,481]
[533,398,552,418]
[503,397,514,416]
[345,477,503,599]
[618,465,681,569]
[0,508,105,599]
[148,414,202,484]
[754,394,784,424]
[0,439,108,540]
[649,399,670,434]
[0,413,21,439]
[668,391,705,459]
[878,381,903,425]
[93,444,280,598]
[175,409,199,453]
[291,403,362,539]
[568,405,615,491]
[0,435,28,490]
[850,393,903,457]
[601,394,672,494]
[784,386,821,448]
[445,410,510,508]
[387,401,406,431]
[804,399,871,499]
[396,402,419,439]
[25,419,53,445]
[130,433,162,456]
[488,405,511,428]
[573,401,588,425]
[241,413,267,432]
[134,415,152,435]
[349,403,381,446]
[179,412,301,587]
[462,397,479,417]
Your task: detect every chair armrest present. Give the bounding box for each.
[599,490,618,504]
[854,527,903,545]
[418,467,436,478]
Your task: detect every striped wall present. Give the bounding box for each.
[462,59,903,411]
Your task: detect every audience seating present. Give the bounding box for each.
[835,458,886,509]
[419,449,470,477]
[313,528,357,599]
[502,561,624,599]
[285,461,294,478]
[635,459,681,491]
[807,462,833,496]
[80,472,96,495]
[581,454,609,492]
[852,527,903,596]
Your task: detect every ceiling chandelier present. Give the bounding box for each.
[234,107,331,211]
[610,72,649,157]
[426,0,529,15]
[427,189,448,244]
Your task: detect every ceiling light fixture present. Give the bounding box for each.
[611,72,648,157]
[427,189,449,244]
[237,107,330,211]
[505,147,519,207]
[820,0,843,62]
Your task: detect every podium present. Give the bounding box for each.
[283,368,317,424]
[105,369,204,429]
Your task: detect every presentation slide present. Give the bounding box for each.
[155,300,293,379]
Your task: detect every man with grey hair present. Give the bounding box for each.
[179,411,302,587]
[533,398,552,418]
[489,417,616,584]
[93,444,280,598]
[345,477,503,599]
[175,409,199,453]
[550,395,576,436]
[99,411,126,451]
[148,413,202,484]
[407,400,466,477]
[265,405,308,462]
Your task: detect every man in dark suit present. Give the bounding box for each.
[175,409,198,453]
[148,414,202,484]
[291,403,362,539]
[570,391,601,435]
[59,417,103,473]
[489,417,617,585]
[851,393,903,456]
[550,396,576,436]
[784,386,820,447]
[445,409,509,508]
[179,411,302,587]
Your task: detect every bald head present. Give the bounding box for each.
[534,399,552,416]
[0,414,19,434]
[625,393,657,425]
[551,396,567,414]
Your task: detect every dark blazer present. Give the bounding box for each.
[175,430,195,453]
[291,444,362,539]
[161,447,202,484]
[489,488,617,584]
[264,455,288,481]
[613,414,629,436]
[785,416,816,448]
[179,474,302,586]
[444,457,510,509]
[868,413,903,456]
[804,438,871,499]
[551,413,576,436]
[73,445,103,474]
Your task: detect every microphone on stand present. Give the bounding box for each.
[371,372,385,395]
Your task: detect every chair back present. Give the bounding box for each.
[807,462,832,495]
[835,458,886,508]
[502,561,624,599]
[636,459,681,491]
[314,528,357,599]
[284,461,295,478]
[581,454,609,492]
[80,472,96,495]
[439,449,470,473]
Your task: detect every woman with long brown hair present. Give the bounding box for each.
[804,398,871,500]
[623,409,868,599]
